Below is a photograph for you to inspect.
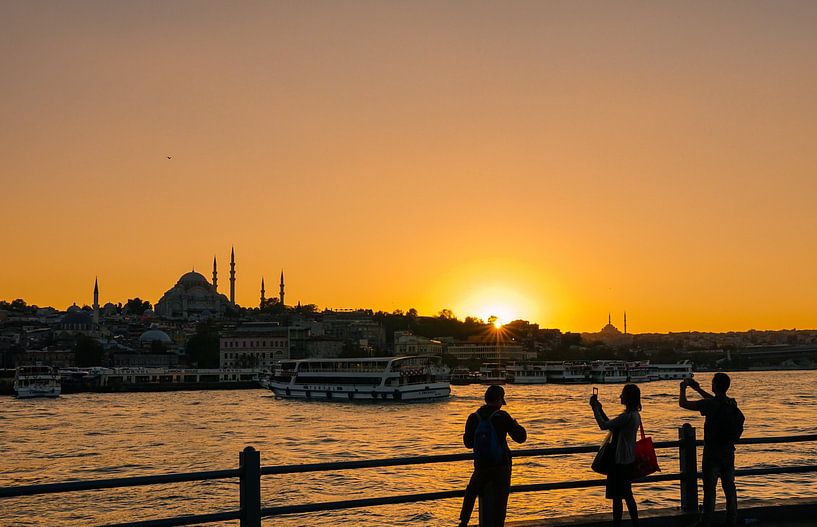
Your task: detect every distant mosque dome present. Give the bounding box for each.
[67,303,82,314]
[178,271,211,288]
[155,266,230,320]
[139,324,172,345]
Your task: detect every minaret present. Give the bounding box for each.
[608,312,611,325]
[212,256,218,291]
[93,277,100,325]
[624,311,628,334]
[279,270,285,306]
[229,246,236,306]
[260,277,266,307]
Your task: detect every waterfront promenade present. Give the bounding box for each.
[3,378,816,526]
[510,498,817,526]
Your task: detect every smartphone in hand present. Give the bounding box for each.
[592,387,598,396]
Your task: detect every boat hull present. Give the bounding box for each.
[269,381,451,402]
[15,386,61,399]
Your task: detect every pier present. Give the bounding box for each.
[2,425,816,526]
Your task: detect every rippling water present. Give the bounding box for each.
[2,371,817,526]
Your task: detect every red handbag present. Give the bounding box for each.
[631,422,660,479]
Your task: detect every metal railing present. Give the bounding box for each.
[2,426,817,527]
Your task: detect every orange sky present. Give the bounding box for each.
[2,1,817,333]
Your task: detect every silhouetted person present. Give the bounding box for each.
[459,385,526,527]
[680,373,744,527]
[590,384,641,527]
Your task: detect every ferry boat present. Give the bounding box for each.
[626,361,652,383]
[544,361,590,383]
[506,363,548,384]
[648,360,694,380]
[269,356,451,402]
[14,365,61,398]
[479,363,507,385]
[590,360,628,384]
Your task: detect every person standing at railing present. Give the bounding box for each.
[459,385,527,527]
[679,373,745,527]
[590,384,642,527]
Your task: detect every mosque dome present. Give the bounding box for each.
[67,304,83,313]
[139,324,172,345]
[178,271,210,288]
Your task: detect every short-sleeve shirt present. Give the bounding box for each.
[463,405,527,468]
[699,396,737,457]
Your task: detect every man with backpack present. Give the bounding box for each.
[679,373,745,527]
[459,385,527,527]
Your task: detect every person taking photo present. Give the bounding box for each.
[679,373,744,527]
[590,384,642,527]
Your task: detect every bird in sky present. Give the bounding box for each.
[166,156,172,159]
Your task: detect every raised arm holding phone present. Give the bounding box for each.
[678,373,745,527]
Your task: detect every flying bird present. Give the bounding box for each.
[167,156,172,159]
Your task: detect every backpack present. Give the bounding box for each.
[711,398,745,444]
[473,410,505,465]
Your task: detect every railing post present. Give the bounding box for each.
[240,446,262,527]
[678,424,698,514]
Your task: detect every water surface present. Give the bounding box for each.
[2,371,816,526]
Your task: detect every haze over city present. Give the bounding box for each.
[3,1,817,332]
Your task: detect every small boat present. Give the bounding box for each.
[479,363,507,385]
[269,356,450,401]
[450,368,479,385]
[14,365,61,399]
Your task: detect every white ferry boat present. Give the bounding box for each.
[14,365,61,398]
[544,361,590,383]
[479,363,507,385]
[626,361,652,383]
[590,360,629,384]
[506,363,548,384]
[269,356,451,402]
[649,360,694,380]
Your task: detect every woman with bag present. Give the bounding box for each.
[590,384,641,527]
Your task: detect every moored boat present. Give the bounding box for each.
[648,360,693,380]
[14,365,61,399]
[269,356,451,401]
[544,361,590,383]
[450,368,480,385]
[506,363,548,384]
[590,360,628,384]
[626,361,652,383]
[479,363,507,385]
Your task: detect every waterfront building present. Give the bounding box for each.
[155,270,231,319]
[393,331,443,356]
[322,310,386,352]
[304,336,344,358]
[446,337,531,362]
[219,322,290,370]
